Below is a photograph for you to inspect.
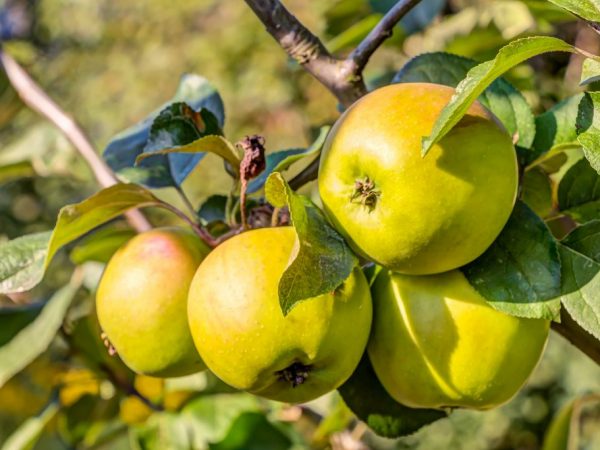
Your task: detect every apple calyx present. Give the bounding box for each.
[276,362,312,388]
[351,176,380,210]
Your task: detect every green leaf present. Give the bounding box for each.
[137,133,241,172]
[198,195,229,224]
[0,161,35,186]
[0,232,51,294]
[131,413,193,450]
[0,184,164,294]
[558,158,600,223]
[338,355,446,438]
[103,74,224,188]
[532,93,585,159]
[529,91,600,175]
[181,394,261,445]
[462,201,562,320]
[558,221,600,340]
[1,400,59,450]
[393,52,535,152]
[130,103,225,187]
[69,227,136,264]
[0,303,43,347]
[422,36,593,156]
[210,412,293,450]
[265,172,359,315]
[0,274,82,387]
[548,0,600,22]
[579,130,600,174]
[521,167,554,218]
[247,126,329,194]
[581,58,600,86]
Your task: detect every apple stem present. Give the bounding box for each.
[277,362,312,388]
[351,176,380,210]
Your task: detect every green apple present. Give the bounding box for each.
[318,82,518,274]
[187,226,372,403]
[368,269,549,410]
[96,227,209,377]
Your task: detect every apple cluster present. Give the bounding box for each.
[96,83,549,412]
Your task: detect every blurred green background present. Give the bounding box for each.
[1,0,600,449]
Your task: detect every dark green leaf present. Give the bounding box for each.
[462,201,562,320]
[574,92,600,174]
[0,303,43,347]
[530,91,600,173]
[521,167,554,218]
[532,94,585,157]
[338,354,446,438]
[103,74,224,188]
[247,126,329,194]
[558,221,600,340]
[0,184,164,294]
[548,0,600,22]
[558,158,600,223]
[132,103,224,187]
[0,274,81,387]
[394,52,535,153]
[422,37,586,156]
[198,195,229,224]
[137,133,241,172]
[265,172,358,315]
[1,400,59,450]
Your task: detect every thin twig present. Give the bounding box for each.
[160,202,217,247]
[245,0,424,188]
[99,364,163,412]
[349,0,423,72]
[174,184,199,222]
[552,309,600,366]
[288,156,320,190]
[0,48,152,232]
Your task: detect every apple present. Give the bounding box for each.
[96,228,209,377]
[318,82,518,274]
[368,269,549,410]
[187,226,372,404]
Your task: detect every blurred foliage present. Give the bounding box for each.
[1,0,600,449]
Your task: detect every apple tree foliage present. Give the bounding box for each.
[1,0,600,448]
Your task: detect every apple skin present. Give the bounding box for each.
[368,269,549,410]
[187,226,372,404]
[96,227,210,378]
[318,82,518,275]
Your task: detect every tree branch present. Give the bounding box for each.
[552,309,600,366]
[246,0,423,188]
[244,0,366,107]
[349,0,422,72]
[0,48,152,232]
